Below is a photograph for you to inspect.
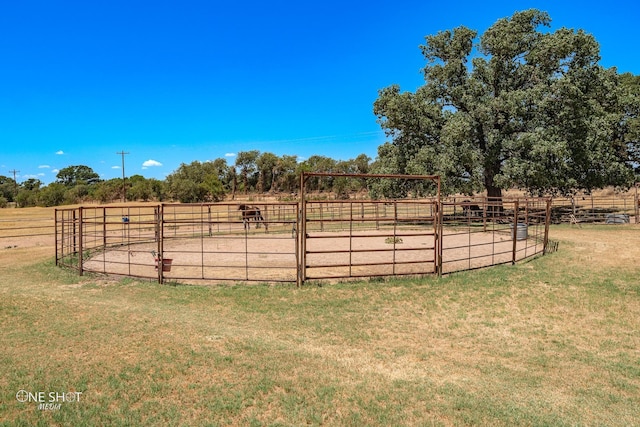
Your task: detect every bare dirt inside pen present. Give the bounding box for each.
[82,228,537,284]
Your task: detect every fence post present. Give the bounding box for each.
[543,198,551,253]
[482,198,487,232]
[78,207,84,276]
[298,173,307,287]
[102,207,107,249]
[436,200,443,276]
[634,182,640,224]
[512,200,519,265]
[54,209,59,266]
[158,204,164,284]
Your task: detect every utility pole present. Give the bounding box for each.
[8,169,19,204]
[116,151,129,202]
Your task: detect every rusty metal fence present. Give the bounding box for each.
[55,200,552,286]
[0,216,54,248]
[56,203,299,284]
[301,200,439,282]
[440,198,550,273]
[549,194,639,224]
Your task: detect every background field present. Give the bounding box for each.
[0,207,639,425]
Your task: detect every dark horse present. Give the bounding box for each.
[462,200,483,217]
[238,204,266,230]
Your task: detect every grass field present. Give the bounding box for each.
[1,208,639,425]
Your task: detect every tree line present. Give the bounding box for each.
[0,152,373,207]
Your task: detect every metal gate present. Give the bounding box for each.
[297,172,442,285]
[299,199,439,283]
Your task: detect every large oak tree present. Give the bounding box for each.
[373,9,637,198]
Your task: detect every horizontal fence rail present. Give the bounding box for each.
[0,217,55,247]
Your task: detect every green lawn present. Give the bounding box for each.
[1,225,639,426]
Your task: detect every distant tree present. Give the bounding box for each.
[0,175,17,202]
[209,158,231,190]
[128,177,153,201]
[235,150,260,194]
[148,179,167,201]
[15,189,38,207]
[353,154,371,175]
[56,165,100,187]
[92,179,123,203]
[38,183,66,207]
[16,178,42,206]
[298,155,337,191]
[22,178,42,191]
[199,174,225,202]
[226,167,238,199]
[256,152,279,193]
[368,143,409,199]
[64,184,89,204]
[374,9,637,197]
[271,155,298,193]
[166,161,226,202]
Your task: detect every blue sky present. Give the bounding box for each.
[2,0,639,184]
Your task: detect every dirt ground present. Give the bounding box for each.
[77,226,542,284]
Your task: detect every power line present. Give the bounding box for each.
[116,151,129,202]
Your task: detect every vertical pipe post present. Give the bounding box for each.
[437,200,443,276]
[543,198,551,254]
[201,205,205,279]
[635,182,640,224]
[78,207,84,276]
[54,209,59,266]
[393,201,398,276]
[103,207,107,249]
[244,209,249,281]
[294,202,300,288]
[349,202,353,277]
[482,198,487,232]
[158,204,164,284]
[72,209,77,255]
[208,205,212,237]
[61,211,66,264]
[511,200,519,265]
[298,173,307,287]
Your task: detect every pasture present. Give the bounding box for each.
[0,205,639,426]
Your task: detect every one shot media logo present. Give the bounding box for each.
[15,390,83,411]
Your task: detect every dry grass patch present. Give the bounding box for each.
[0,223,639,425]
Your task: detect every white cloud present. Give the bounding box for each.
[142,159,162,167]
[38,165,50,169]
[52,169,59,174]
[225,153,236,157]
[56,150,64,155]
[112,166,120,169]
